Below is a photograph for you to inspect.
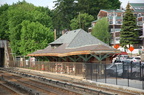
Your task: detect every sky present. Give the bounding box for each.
[0,0,144,10]
[0,0,55,9]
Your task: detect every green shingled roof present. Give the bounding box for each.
[130,3,144,7]
[130,3,144,12]
[101,9,124,13]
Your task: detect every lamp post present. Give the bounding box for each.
[74,1,81,28]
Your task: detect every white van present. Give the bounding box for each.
[114,55,129,62]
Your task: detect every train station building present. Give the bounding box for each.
[27,29,119,77]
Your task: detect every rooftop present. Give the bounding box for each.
[101,9,125,13]
[28,29,119,57]
[130,3,144,13]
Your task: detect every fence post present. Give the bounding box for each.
[127,61,131,87]
[96,64,97,81]
[90,63,92,80]
[130,61,132,79]
[122,61,125,78]
[140,61,142,80]
[104,63,107,83]
[115,64,117,85]
[83,62,86,79]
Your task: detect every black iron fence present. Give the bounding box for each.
[12,60,144,89]
[13,61,84,77]
[85,62,144,89]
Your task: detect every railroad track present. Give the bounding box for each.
[0,68,141,95]
[0,81,22,95]
[0,72,83,95]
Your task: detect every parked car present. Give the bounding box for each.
[106,62,123,77]
[106,62,142,78]
[128,63,144,79]
[125,57,141,63]
[114,55,129,62]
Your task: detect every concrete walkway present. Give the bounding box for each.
[94,78,144,89]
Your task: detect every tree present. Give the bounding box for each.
[70,13,94,31]
[0,1,54,55]
[53,0,77,31]
[76,0,121,18]
[20,20,54,55]
[91,17,110,44]
[0,4,9,40]
[120,3,139,49]
[52,0,121,31]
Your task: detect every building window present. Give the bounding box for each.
[108,13,111,17]
[134,14,137,17]
[51,44,62,49]
[138,13,141,17]
[109,21,113,24]
[117,21,121,24]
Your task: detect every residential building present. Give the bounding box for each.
[92,3,144,53]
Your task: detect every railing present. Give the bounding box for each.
[85,62,144,90]
[14,61,84,77]
[13,60,144,90]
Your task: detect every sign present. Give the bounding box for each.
[114,44,119,49]
[129,46,134,52]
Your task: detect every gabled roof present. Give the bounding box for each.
[130,3,144,12]
[51,29,112,49]
[100,9,124,13]
[50,29,80,45]
[28,29,120,57]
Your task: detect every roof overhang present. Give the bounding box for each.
[27,50,120,57]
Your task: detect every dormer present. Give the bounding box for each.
[50,43,62,49]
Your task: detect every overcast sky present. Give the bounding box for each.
[0,0,144,9]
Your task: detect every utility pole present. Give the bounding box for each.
[79,12,81,28]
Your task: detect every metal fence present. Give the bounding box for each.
[14,60,84,77]
[85,62,144,89]
[12,60,144,89]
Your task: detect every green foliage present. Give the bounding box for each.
[0,4,9,40]
[53,0,77,31]
[0,0,121,55]
[70,13,94,31]
[120,3,139,48]
[76,0,121,18]
[20,20,53,55]
[53,0,121,31]
[0,1,54,56]
[91,17,110,44]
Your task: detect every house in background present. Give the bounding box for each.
[91,3,144,54]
